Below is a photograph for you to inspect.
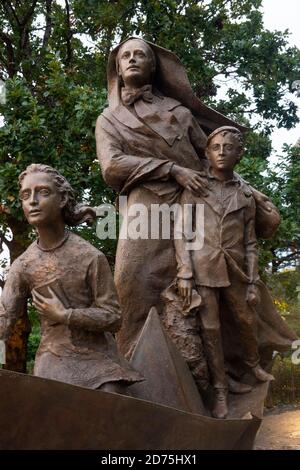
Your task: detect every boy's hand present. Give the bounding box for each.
[246,284,260,307]
[177,278,193,307]
[171,165,208,196]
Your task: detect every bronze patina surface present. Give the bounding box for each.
[0,369,261,450]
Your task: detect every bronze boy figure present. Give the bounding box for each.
[167,127,274,419]
[0,164,141,393]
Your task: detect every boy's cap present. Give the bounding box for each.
[207,126,243,146]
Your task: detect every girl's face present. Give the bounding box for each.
[20,172,66,227]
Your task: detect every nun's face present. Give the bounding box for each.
[117,39,155,88]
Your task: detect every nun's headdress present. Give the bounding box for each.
[107,37,248,135]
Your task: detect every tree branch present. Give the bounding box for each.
[0,30,15,76]
[273,250,300,268]
[42,0,53,50]
[0,52,10,73]
[34,0,53,68]
[19,10,35,53]
[2,0,21,27]
[65,0,73,66]
[204,0,233,22]
[20,0,38,27]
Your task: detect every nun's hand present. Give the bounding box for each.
[171,165,208,196]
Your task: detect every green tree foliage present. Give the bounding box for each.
[0,56,111,270]
[268,144,300,271]
[0,1,299,367]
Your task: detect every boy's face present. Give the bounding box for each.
[20,172,66,227]
[206,132,242,173]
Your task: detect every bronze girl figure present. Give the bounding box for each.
[0,164,141,393]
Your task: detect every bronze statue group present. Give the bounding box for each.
[0,39,296,420]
